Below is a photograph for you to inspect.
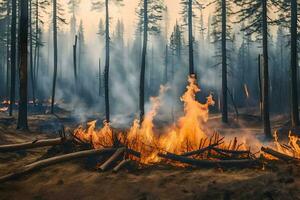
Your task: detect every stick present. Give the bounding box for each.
[0,138,67,152]
[99,148,125,171]
[0,148,117,183]
[261,147,300,162]
[181,140,224,157]
[113,159,131,173]
[159,152,258,168]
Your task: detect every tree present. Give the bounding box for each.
[17,0,28,130]
[51,0,65,114]
[210,0,233,123]
[278,0,300,127]
[180,0,201,75]
[234,0,277,138]
[169,21,183,80]
[68,0,81,37]
[137,0,164,122]
[9,0,16,116]
[92,0,123,122]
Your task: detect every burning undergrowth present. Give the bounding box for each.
[70,75,300,169]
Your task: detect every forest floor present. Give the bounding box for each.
[0,108,300,200]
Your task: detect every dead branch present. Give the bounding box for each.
[181,139,224,157]
[0,138,68,152]
[99,148,126,171]
[261,147,300,162]
[159,152,258,168]
[0,148,117,183]
[113,159,131,172]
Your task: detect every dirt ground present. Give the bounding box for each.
[0,111,300,200]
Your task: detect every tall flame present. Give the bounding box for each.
[74,75,217,163]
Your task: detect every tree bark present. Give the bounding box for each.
[73,35,78,91]
[6,0,10,99]
[104,0,110,122]
[29,0,36,106]
[188,0,194,75]
[17,0,28,130]
[51,0,58,114]
[262,0,272,138]
[9,0,17,117]
[221,0,228,123]
[139,0,148,122]
[290,0,299,127]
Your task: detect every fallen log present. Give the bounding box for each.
[0,148,117,183]
[126,148,141,158]
[261,147,300,162]
[211,147,250,155]
[99,148,126,171]
[159,152,258,168]
[0,138,68,152]
[113,159,131,173]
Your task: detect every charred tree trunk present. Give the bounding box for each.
[73,35,78,91]
[221,0,228,123]
[29,0,36,106]
[17,0,28,130]
[33,0,39,102]
[262,0,272,138]
[139,0,148,122]
[104,0,110,122]
[188,0,194,75]
[290,0,299,127]
[51,0,58,114]
[9,0,17,117]
[6,0,10,99]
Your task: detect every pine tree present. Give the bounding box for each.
[210,0,233,123]
[234,0,278,138]
[92,0,123,122]
[137,0,164,122]
[17,0,29,130]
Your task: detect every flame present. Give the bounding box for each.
[74,75,219,164]
[272,130,300,159]
[72,74,300,165]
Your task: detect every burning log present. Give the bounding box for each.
[261,147,300,162]
[0,148,117,183]
[99,148,126,171]
[158,152,258,168]
[211,147,250,156]
[113,159,132,172]
[0,138,68,153]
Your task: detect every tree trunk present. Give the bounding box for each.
[99,58,102,96]
[188,0,194,75]
[164,44,168,84]
[262,0,272,138]
[6,0,10,99]
[139,0,148,122]
[33,0,39,102]
[73,35,78,91]
[104,0,110,122]
[51,0,58,114]
[221,0,228,123]
[29,0,36,106]
[290,0,299,127]
[17,0,28,130]
[9,0,17,117]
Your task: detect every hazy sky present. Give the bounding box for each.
[62,0,209,40]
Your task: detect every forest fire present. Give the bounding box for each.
[74,76,251,164]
